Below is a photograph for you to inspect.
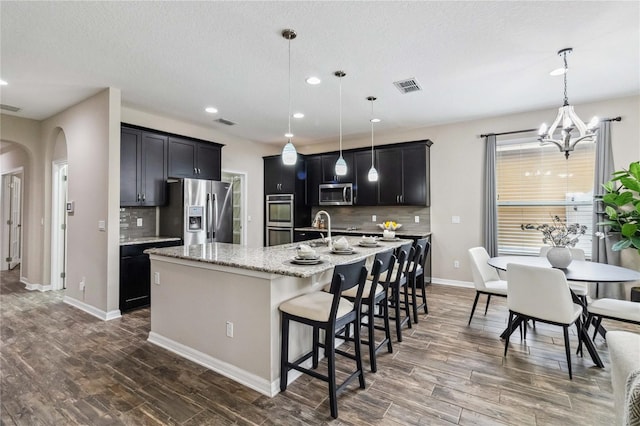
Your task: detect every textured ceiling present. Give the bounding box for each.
[1,1,638,146]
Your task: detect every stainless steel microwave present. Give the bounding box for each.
[319,183,353,206]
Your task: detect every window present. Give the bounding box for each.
[496,137,595,258]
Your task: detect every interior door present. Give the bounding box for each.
[8,175,21,269]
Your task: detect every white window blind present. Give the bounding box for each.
[496,137,595,258]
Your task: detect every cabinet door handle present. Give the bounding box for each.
[137,193,141,201]
[198,168,201,174]
[194,167,197,174]
[400,194,403,203]
[142,193,146,202]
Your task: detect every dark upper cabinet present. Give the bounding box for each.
[306,156,322,206]
[353,151,378,206]
[321,152,354,183]
[377,142,430,206]
[197,143,222,181]
[264,155,304,194]
[120,126,167,206]
[168,137,221,180]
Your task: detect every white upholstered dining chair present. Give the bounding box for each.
[467,247,508,325]
[505,263,583,379]
[539,246,588,302]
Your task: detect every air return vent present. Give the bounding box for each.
[393,78,422,94]
[0,104,21,112]
[214,118,236,126]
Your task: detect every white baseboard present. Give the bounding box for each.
[21,277,53,292]
[148,332,278,397]
[63,296,122,321]
[431,277,474,289]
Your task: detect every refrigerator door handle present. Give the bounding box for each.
[213,193,219,238]
[206,193,213,239]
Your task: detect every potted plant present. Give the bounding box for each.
[598,161,640,254]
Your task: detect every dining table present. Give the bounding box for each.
[488,255,640,368]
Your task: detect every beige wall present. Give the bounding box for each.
[40,88,122,314]
[121,106,274,248]
[293,95,640,284]
[0,116,42,285]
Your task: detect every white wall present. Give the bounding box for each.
[121,106,274,248]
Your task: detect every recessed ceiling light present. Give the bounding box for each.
[205,107,218,113]
[370,118,381,123]
[306,76,321,85]
[293,112,304,119]
[550,67,567,76]
[285,132,294,138]
[0,79,7,86]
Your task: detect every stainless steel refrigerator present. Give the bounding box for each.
[159,178,233,245]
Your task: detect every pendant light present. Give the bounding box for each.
[538,48,599,159]
[281,29,297,165]
[367,96,379,182]
[334,71,347,176]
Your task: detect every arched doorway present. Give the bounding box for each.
[50,129,68,290]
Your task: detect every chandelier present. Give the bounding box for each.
[538,48,599,159]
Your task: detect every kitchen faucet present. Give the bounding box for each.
[313,210,332,249]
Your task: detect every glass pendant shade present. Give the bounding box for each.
[282,140,297,165]
[335,155,347,176]
[368,166,378,182]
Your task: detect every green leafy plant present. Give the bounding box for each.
[598,161,640,253]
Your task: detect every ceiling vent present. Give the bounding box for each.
[0,104,21,112]
[214,118,236,126]
[393,78,422,94]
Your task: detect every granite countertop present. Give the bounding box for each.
[295,227,431,238]
[145,236,412,279]
[119,236,182,246]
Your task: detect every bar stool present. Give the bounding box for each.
[341,249,395,372]
[409,238,430,322]
[279,259,367,419]
[388,242,414,342]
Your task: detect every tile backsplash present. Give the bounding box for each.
[310,205,430,233]
[120,207,157,239]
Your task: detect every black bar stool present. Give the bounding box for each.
[389,242,414,341]
[279,259,367,419]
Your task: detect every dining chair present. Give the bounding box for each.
[587,298,640,341]
[539,246,588,303]
[279,259,367,418]
[341,249,396,373]
[505,263,583,379]
[467,247,508,325]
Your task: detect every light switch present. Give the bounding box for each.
[451,216,461,224]
[98,220,106,231]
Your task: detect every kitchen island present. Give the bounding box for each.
[145,236,409,397]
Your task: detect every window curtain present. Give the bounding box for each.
[484,134,498,257]
[590,120,623,298]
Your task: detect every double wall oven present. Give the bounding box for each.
[266,194,294,246]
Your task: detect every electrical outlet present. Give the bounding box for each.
[98,220,106,231]
[454,260,460,268]
[137,218,143,227]
[414,215,420,223]
[372,215,377,222]
[154,272,160,285]
[79,277,86,291]
[226,321,234,338]
[451,216,461,224]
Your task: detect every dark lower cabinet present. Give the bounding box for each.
[119,240,182,312]
[294,230,324,242]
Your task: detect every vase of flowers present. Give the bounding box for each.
[521,215,587,268]
[378,221,402,238]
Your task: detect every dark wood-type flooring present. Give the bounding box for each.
[2,267,638,425]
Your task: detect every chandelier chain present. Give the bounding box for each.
[563,51,568,106]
